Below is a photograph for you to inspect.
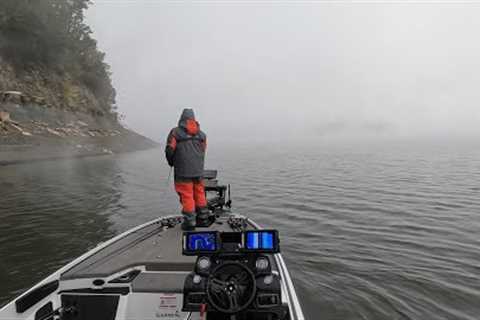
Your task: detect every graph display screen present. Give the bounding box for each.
[244,230,279,252]
[185,232,218,253]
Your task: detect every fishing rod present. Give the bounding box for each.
[166,166,173,187]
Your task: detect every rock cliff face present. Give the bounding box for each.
[0,61,157,165]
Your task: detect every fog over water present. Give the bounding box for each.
[86,1,480,145]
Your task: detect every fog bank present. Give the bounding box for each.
[87,2,480,145]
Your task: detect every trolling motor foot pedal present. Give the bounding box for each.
[196,216,214,228]
[196,209,215,228]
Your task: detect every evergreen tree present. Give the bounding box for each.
[0,0,115,111]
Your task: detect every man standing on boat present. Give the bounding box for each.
[165,108,208,230]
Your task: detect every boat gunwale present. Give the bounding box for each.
[0,216,170,312]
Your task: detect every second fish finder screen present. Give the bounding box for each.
[246,231,275,250]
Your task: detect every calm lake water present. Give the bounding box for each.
[1,143,480,319]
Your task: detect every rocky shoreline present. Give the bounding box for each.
[0,93,157,166]
[0,133,157,166]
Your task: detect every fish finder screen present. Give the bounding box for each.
[186,233,217,251]
[246,231,275,250]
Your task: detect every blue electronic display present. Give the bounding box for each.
[246,231,275,250]
[187,233,217,252]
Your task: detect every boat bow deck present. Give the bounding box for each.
[61,216,254,280]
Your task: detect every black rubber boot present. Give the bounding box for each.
[196,207,211,227]
[181,212,196,231]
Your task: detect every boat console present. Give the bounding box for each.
[182,230,288,319]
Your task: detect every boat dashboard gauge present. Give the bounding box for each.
[197,256,212,271]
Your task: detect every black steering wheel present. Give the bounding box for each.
[206,262,256,314]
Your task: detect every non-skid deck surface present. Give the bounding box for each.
[61,218,247,280]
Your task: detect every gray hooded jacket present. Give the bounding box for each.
[165,109,207,179]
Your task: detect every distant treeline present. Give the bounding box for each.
[0,0,115,110]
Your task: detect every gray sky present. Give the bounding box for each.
[87,1,480,145]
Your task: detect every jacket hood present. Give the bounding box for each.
[178,108,199,135]
[179,108,195,123]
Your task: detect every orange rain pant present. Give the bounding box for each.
[175,179,207,213]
